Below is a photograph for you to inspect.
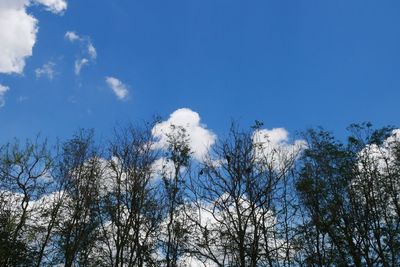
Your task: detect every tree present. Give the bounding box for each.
[95,124,161,266]
[158,125,192,267]
[0,120,399,267]
[295,124,400,266]
[187,123,302,266]
[0,137,52,266]
[55,130,102,267]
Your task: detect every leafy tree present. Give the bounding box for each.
[0,137,52,266]
[295,124,400,266]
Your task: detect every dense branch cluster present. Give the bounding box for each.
[1,122,400,266]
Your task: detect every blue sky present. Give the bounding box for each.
[1,0,400,144]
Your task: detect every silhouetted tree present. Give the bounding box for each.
[0,121,399,267]
[159,125,192,267]
[55,130,102,267]
[95,124,161,266]
[187,123,302,266]
[295,123,400,266]
[0,137,52,266]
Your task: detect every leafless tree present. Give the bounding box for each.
[159,125,192,267]
[55,130,102,267]
[95,124,161,266]
[187,123,302,266]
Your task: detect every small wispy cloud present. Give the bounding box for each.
[87,42,97,60]
[35,61,56,80]
[18,96,29,103]
[105,76,129,100]
[75,58,89,75]
[0,84,10,107]
[64,31,81,42]
[33,0,68,14]
[65,31,97,75]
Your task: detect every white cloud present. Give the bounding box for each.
[33,0,67,14]
[151,157,177,179]
[0,0,66,75]
[252,128,306,171]
[0,0,38,74]
[173,195,282,266]
[0,84,10,107]
[87,42,97,59]
[35,61,56,80]
[74,58,89,75]
[65,31,97,74]
[152,108,217,161]
[358,129,400,173]
[105,76,129,100]
[18,96,28,102]
[353,129,400,215]
[64,31,80,42]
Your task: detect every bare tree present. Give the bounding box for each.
[159,125,192,267]
[55,130,102,267]
[1,121,399,267]
[187,123,302,266]
[95,124,161,266]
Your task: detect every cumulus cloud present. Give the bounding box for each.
[151,157,177,179]
[252,128,306,171]
[0,1,38,74]
[105,76,129,100]
[35,61,56,80]
[358,129,400,173]
[0,0,66,75]
[152,108,217,161]
[0,84,10,107]
[352,129,400,213]
[74,58,89,75]
[167,195,282,266]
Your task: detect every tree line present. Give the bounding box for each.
[1,121,399,266]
